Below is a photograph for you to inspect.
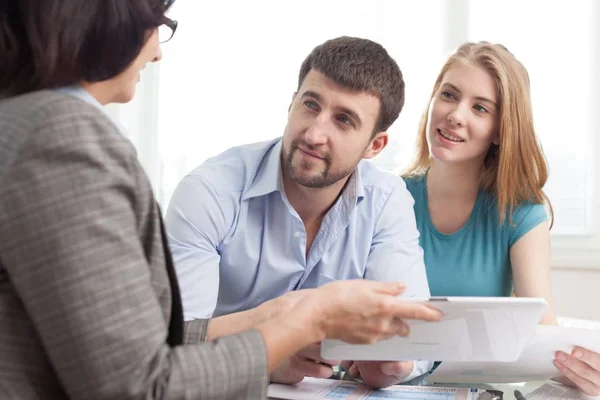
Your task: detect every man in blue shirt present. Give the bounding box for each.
[166,36,431,387]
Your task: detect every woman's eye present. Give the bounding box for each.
[474,104,489,113]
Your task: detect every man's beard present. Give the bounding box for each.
[283,139,354,188]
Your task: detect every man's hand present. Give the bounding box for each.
[553,347,600,396]
[270,343,341,385]
[341,360,414,388]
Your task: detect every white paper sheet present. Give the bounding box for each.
[322,297,546,363]
[429,325,600,384]
[268,377,487,400]
[524,382,598,399]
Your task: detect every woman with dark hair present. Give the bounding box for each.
[0,1,443,399]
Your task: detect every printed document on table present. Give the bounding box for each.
[268,377,487,399]
[429,325,600,384]
[524,382,598,399]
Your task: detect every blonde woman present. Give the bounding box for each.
[345,42,600,395]
[403,42,599,395]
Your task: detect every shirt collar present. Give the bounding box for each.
[242,139,284,200]
[55,85,128,137]
[346,164,365,206]
[243,138,366,206]
[56,85,105,112]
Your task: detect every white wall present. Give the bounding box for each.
[551,267,600,321]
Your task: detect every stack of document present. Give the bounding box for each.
[429,325,600,384]
[524,382,599,399]
[268,377,496,399]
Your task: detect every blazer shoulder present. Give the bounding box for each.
[0,91,133,171]
[2,90,106,121]
[1,90,123,142]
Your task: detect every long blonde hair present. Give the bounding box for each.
[404,42,553,225]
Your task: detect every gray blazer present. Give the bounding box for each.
[0,91,268,399]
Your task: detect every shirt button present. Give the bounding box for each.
[293,231,301,238]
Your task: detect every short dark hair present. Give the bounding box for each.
[297,36,405,134]
[0,0,175,97]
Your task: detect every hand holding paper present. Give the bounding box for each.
[429,325,600,385]
[553,346,600,396]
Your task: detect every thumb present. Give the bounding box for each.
[348,363,359,377]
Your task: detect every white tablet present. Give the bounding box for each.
[320,296,548,362]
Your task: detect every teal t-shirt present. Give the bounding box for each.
[404,175,548,297]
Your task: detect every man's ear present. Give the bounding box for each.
[288,92,297,113]
[363,132,389,159]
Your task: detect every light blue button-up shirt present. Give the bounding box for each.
[166,137,430,320]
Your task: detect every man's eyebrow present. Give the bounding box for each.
[301,90,322,102]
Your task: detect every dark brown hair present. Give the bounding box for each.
[0,0,175,97]
[298,36,405,135]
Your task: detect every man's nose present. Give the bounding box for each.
[304,115,330,145]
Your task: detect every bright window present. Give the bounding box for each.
[468,0,595,235]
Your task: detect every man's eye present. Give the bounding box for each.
[304,100,317,109]
[338,115,350,124]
